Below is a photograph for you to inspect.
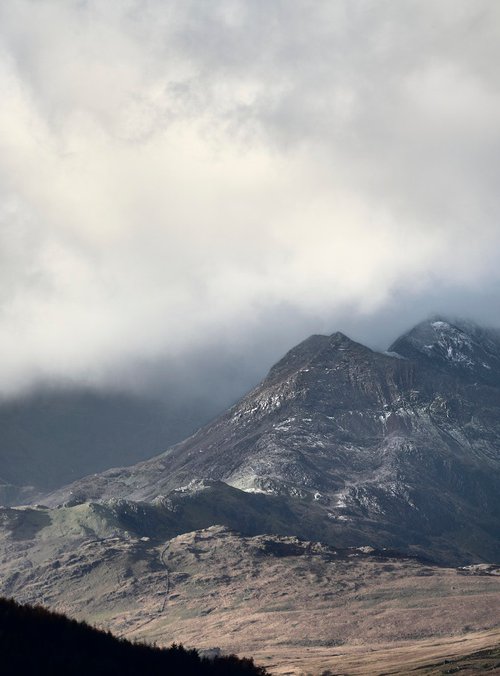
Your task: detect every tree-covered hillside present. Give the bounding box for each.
[0,597,267,675]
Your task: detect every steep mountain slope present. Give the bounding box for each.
[43,317,500,563]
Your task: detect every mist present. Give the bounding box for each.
[1,0,500,404]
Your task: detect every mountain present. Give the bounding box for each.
[0,384,218,500]
[3,317,500,673]
[41,317,500,564]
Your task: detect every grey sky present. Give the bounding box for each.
[1,0,500,398]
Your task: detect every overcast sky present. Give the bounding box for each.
[1,0,500,400]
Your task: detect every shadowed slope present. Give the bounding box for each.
[0,596,267,676]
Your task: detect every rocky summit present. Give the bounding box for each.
[35,317,500,564]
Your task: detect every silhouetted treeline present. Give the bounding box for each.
[0,597,268,675]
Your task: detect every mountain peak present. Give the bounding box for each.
[328,330,358,345]
[265,330,369,384]
[389,316,500,382]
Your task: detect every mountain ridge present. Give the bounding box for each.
[35,316,500,564]
[389,316,500,384]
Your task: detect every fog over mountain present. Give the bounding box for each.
[3,6,500,672]
[1,0,500,406]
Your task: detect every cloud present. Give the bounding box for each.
[1,0,500,394]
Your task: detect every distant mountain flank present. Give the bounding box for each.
[39,317,500,564]
[0,384,219,499]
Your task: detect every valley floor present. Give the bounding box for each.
[250,629,500,675]
[2,513,500,676]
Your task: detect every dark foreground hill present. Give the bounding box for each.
[0,596,267,676]
[44,317,500,564]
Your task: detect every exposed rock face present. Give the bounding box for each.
[43,317,500,563]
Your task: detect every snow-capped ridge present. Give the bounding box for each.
[389,316,500,382]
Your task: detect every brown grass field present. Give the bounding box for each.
[2,517,500,675]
